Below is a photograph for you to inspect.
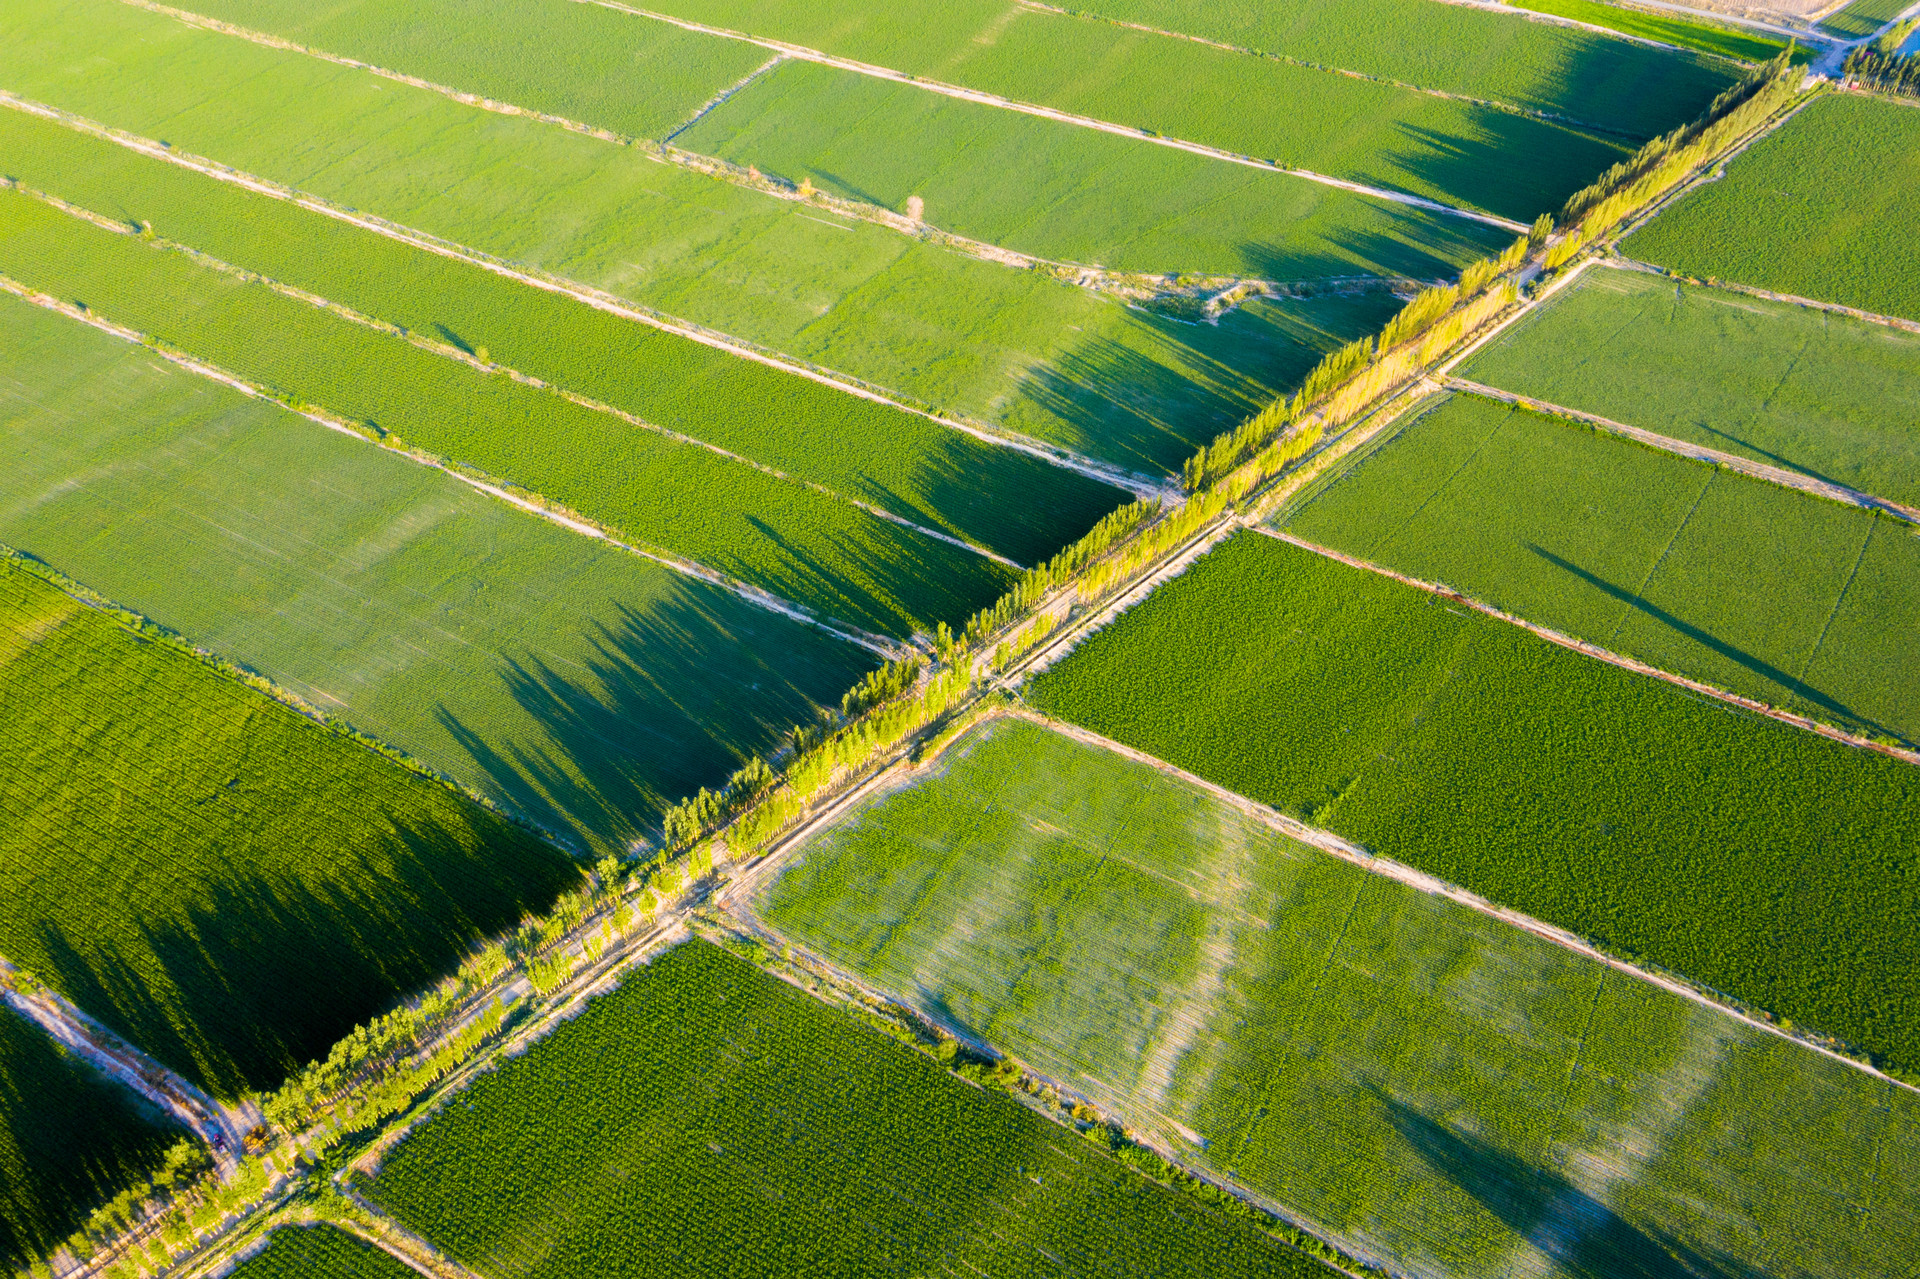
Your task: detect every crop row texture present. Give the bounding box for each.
[0,106,1128,570]
[366,938,1333,1278]
[1624,94,1920,324]
[1030,532,1920,1074]
[0,0,1386,476]
[0,551,579,1098]
[228,1225,417,1279]
[760,716,1920,1279]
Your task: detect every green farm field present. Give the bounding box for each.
[676,58,1514,279]
[1030,532,1920,1075]
[0,0,1401,476]
[1502,0,1796,64]
[1625,94,1920,323]
[0,106,1128,571]
[0,289,874,859]
[1459,265,1920,508]
[1075,0,1754,127]
[758,716,1920,1279]
[228,1226,417,1279]
[1282,393,1920,744]
[0,187,1014,639]
[365,938,1334,1279]
[0,1011,186,1269]
[1823,0,1913,37]
[0,552,577,1096]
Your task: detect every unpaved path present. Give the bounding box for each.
[1604,252,1920,336]
[573,0,1528,232]
[1440,374,1920,521]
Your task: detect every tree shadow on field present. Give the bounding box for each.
[1234,216,1509,293]
[25,806,578,1099]
[433,578,876,861]
[1377,117,1628,227]
[1381,1091,1780,1279]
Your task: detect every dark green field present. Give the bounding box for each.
[0,555,577,1096]
[228,1225,418,1279]
[1030,532,1920,1074]
[367,938,1336,1278]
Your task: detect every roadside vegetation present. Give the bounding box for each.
[365,938,1336,1278]
[1030,532,1920,1075]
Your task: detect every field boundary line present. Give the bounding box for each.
[1258,523,1920,763]
[1441,374,1920,522]
[1019,0,1672,134]
[574,0,1530,232]
[664,52,784,141]
[1006,706,1920,1093]
[6,179,1023,571]
[0,960,246,1177]
[1602,253,1920,336]
[1799,515,1877,685]
[0,89,1165,505]
[0,272,914,661]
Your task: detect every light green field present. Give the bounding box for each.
[0,0,1397,476]
[759,717,1920,1279]
[1823,0,1912,37]
[676,58,1512,279]
[1282,393,1920,745]
[1460,266,1920,508]
[0,289,874,859]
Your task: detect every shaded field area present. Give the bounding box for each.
[676,58,1513,279]
[0,105,1128,571]
[1625,94,1920,323]
[0,1010,186,1270]
[0,0,1395,476]
[365,938,1333,1278]
[1029,532,1920,1075]
[1080,0,1748,126]
[227,1225,416,1278]
[1459,266,1920,509]
[759,717,1920,1279]
[0,554,578,1097]
[1282,393,1920,745]
[0,290,874,859]
[0,188,1013,639]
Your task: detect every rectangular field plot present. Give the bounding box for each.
[1624,94,1920,324]
[755,716,1920,1279]
[1281,393,1920,745]
[1072,0,1745,134]
[0,187,1013,639]
[227,1225,416,1278]
[0,0,1393,477]
[0,290,873,860]
[0,1010,186,1270]
[0,107,1127,574]
[1458,265,1920,508]
[363,938,1333,1279]
[1822,0,1912,37]
[1029,532,1920,1076]
[0,552,576,1097]
[675,58,1512,280]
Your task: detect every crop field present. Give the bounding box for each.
[0,107,1128,571]
[1624,94,1920,323]
[1067,0,1748,131]
[1504,0,1794,64]
[0,1010,185,1270]
[0,188,1019,639]
[228,1225,417,1279]
[1458,266,1920,508]
[675,58,1514,280]
[365,937,1333,1278]
[0,290,873,860]
[1030,532,1920,1075]
[756,717,1920,1278]
[1822,0,1913,37]
[0,552,578,1095]
[0,0,1402,476]
[1281,393,1920,744]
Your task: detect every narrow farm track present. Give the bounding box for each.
[0,272,916,662]
[0,960,245,1176]
[571,0,1531,232]
[1439,373,1920,522]
[1604,251,1920,335]
[0,93,1166,506]
[8,180,1025,571]
[1255,524,1920,768]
